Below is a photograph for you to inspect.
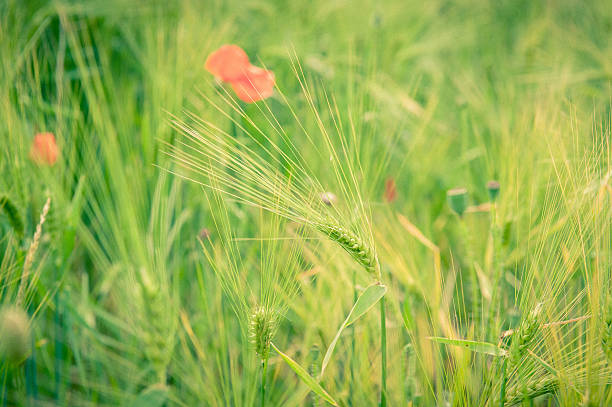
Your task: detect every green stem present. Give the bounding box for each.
[261,358,268,407]
[459,218,480,334]
[487,203,502,342]
[350,270,357,406]
[380,296,387,407]
[499,357,508,407]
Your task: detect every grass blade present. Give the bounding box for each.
[428,337,507,357]
[321,283,387,377]
[130,384,169,407]
[271,342,338,406]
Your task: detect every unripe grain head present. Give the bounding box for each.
[249,306,277,361]
[0,306,31,364]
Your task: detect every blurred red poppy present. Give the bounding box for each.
[384,177,397,203]
[205,45,250,82]
[205,45,275,103]
[231,65,275,103]
[30,132,58,166]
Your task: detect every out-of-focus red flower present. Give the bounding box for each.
[30,132,58,166]
[205,45,275,103]
[231,65,275,103]
[205,45,250,82]
[384,177,397,203]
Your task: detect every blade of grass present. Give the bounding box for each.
[428,337,507,357]
[321,282,387,377]
[270,342,338,406]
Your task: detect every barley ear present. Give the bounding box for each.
[318,223,380,277]
[140,280,173,382]
[508,303,542,367]
[504,377,557,406]
[249,306,278,361]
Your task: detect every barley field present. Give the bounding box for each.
[1,0,611,406]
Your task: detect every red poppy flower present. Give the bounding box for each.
[205,45,250,82]
[30,132,58,166]
[205,45,275,103]
[230,65,275,103]
[384,177,397,203]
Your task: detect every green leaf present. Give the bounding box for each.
[271,342,338,406]
[321,283,387,377]
[130,383,168,407]
[428,337,507,357]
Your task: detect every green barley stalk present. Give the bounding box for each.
[498,303,543,405]
[249,306,277,407]
[503,376,557,406]
[139,276,173,383]
[199,188,308,403]
[164,61,386,402]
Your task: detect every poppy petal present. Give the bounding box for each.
[30,132,58,166]
[205,45,251,82]
[230,65,275,103]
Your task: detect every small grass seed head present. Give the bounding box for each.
[509,303,543,366]
[0,306,31,364]
[447,188,468,217]
[198,227,211,240]
[486,180,500,201]
[249,306,277,361]
[320,192,337,206]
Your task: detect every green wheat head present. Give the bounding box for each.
[249,306,278,361]
[509,303,543,367]
[317,222,379,276]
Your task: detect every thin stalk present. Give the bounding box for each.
[350,269,357,406]
[487,202,502,342]
[499,357,508,407]
[54,268,62,401]
[459,218,480,334]
[2,365,7,407]
[261,358,268,407]
[380,296,387,407]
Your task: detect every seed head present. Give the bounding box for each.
[509,303,542,366]
[487,180,500,202]
[249,306,277,360]
[198,227,211,240]
[318,223,379,276]
[320,192,337,206]
[0,306,31,364]
[447,188,468,217]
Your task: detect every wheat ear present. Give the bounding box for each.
[17,197,51,307]
[317,223,380,277]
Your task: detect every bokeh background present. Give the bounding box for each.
[1,0,611,406]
